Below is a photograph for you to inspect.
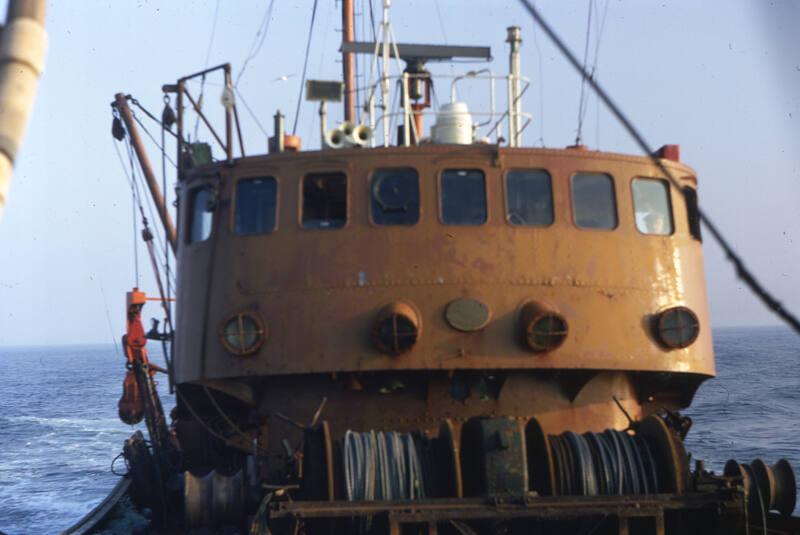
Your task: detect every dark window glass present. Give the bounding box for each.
[506,170,554,226]
[632,178,673,235]
[188,187,213,243]
[571,173,617,229]
[683,186,702,241]
[371,168,420,225]
[441,169,487,225]
[302,172,347,229]
[235,177,278,235]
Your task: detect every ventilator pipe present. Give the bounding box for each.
[0,0,47,220]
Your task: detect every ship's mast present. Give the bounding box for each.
[0,0,47,220]
[341,0,356,123]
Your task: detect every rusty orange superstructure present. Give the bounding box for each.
[174,144,711,438]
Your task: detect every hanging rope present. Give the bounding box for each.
[517,0,800,335]
[292,0,320,135]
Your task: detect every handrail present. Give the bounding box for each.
[163,63,244,178]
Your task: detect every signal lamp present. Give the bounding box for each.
[519,302,568,353]
[372,302,420,356]
[219,311,266,356]
[655,306,699,349]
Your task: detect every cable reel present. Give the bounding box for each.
[526,414,689,497]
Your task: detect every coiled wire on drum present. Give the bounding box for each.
[548,430,659,496]
[342,430,431,501]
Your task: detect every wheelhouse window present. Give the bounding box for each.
[302,172,347,229]
[371,168,419,225]
[188,186,214,243]
[571,173,617,230]
[683,186,702,241]
[505,170,553,226]
[235,177,278,235]
[632,178,673,235]
[441,169,487,225]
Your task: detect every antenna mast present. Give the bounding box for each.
[341,0,356,123]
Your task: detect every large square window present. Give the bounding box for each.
[371,168,419,225]
[188,186,214,243]
[571,173,617,230]
[235,177,278,235]
[302,172,347,229]
[506,170,553,226]
[441,169,487,225]
[632,178,673,235]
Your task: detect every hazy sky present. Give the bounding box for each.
[0,0,797,346]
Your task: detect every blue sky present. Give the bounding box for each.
[0,0,797,345]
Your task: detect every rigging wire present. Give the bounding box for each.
[203,0,221,69]
[530,12,546,147]
[236,0,277,87]
[575,0,593,145]
[591,0,610,148]
[131,112,178,168]
[125,136,171,282]
[517,0,800,335]
[292,0,320,135]
[192,0,222,140]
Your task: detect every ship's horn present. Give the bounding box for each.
[324,127,346,149]
[347,124,373,147]
[340,121,355,138]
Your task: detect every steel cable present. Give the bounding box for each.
[548,430,659,497]
[343,430,429,502]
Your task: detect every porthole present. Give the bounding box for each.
[655,306,699,349]
[372,302,420,356]
[219,312,266,356]
[519,301,568,353]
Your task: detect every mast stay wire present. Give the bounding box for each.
[235,0,277,87]
[193,0,221,140]
[292,0,320,136]
[517,0,800,336]
[591,0,610,149]
[126,138,177,292]
[113,118,176,291]
[574,0,593,146]
[530,12,546,147]
[116,139,140,287]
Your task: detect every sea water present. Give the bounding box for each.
[0,326,797,534]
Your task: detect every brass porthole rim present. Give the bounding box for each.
[525,313,569,353]
[517,300,568,353]
[655,305,700,350]
[218,311,267,357]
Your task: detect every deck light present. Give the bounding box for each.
[655,306,699,349]
[219,311,266,356]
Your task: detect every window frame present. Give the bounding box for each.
[569,171,619,231]
[231,175,281,236]
[682,185,702,242]
[185,184,216,245]
[298,170,350,230]
[437,168,489,226]
[630,177,675,237]
[502,168,555,228]
[368,167,421,227]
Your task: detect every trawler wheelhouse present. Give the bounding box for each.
[93,2,800,534]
